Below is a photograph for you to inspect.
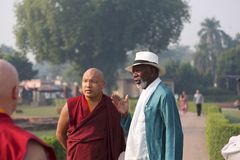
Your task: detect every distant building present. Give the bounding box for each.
[19,79,63,105]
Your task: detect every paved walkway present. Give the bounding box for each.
[180,112,209,160]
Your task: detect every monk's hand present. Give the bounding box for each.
[111,94,129,117]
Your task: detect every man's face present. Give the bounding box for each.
[132,64,154,89]
[82,70,104,99]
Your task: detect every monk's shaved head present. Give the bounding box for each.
[82,68,105,101]
[83,68,104,83]
[0,59,19,114]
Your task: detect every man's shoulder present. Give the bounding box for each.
[67,95,83,104]
[155,82,173,96]
[0,120,40,144]
[68,95,82,101]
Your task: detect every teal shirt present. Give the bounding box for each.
[121,82,183,160]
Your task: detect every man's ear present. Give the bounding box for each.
[12,86,19,100]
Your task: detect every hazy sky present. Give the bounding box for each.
[179,0,240,47]
[1,0,240,49]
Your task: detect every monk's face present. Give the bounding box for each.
[82,68,105,100]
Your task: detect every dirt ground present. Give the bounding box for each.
[181,111,209,160]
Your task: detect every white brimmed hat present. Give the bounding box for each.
[125,51,165,75]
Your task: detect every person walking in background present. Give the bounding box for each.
[0,59,56,160]
[193,89,204,116]
[179,91,188,115]
[112,51,183,160]
[56,68,125,160]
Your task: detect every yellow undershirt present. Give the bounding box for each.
[87,100,93,112]
[0,108,6,114]
[86,94,103,112]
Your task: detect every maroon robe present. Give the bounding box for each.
[67,94,125,160]
[0,113,56,160]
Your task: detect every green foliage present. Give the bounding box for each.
[15,0,190,91]
[1,54,37,81]
[194,43,214,76]
[0,44,15,55]
[206,106,240,160]
[201,87,237,102]
[164,60,210,94]
[54,98,66,107]
[219,44,240,75]
[204,87,235,96]
[222,109,240,123]
[13,105,58,117]
[195,17,233,86]
[198,17,233,52]
[217,44,240,91]
[0,45,37,81]
[32,130,56,138]
[53,98,66,115]
[43,136,66,160]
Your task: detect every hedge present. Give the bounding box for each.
[206,106,240,160]
[43,136,66,159]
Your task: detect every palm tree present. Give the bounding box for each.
[194,44,212,75]
[198,17,232,52]
[196,17,232,87]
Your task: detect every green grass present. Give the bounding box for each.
[185,101,219,115]
[15,101,240,141]
[31,130,56,139]
[13,105,59,118]
[12,105,59,139]
[222,108,240,123]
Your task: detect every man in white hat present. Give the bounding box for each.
[112,51,183,160]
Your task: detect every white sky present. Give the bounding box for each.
[0,0,16,48]
[1,0,240,49]
[180,0,240,47]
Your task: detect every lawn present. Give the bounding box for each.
[12,105,59,139]
[31,130,56,138]
[222,108,240,123]
[13,105,59,118]
[13,101,240,140]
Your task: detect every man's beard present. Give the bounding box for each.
[136,80,148,90]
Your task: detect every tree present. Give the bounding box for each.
[196,17,233,87]
[232,33,240,47]
[198,17,233,51]
[160,44,194,64]
[217,44,240,94]
[164,60,207,94]
[0,45,37,81]
[0,44,15,55]
[15,0,189,92]
[194,43,213,76]
[1,54,38,81]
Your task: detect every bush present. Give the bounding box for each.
[206,106,240,160]
[43,136,66,159]
[54,99,67,115]
[54,98,66,107]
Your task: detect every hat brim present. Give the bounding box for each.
[125,62,166,76]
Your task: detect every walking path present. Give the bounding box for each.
[181,112,208,160]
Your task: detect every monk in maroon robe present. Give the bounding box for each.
[0,59,56,160]
[56,68,125,160]
[0,113,56,160]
